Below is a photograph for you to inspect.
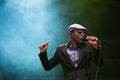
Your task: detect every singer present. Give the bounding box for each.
[38,23,104,80]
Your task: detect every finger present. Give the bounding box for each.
[39,43,45,49]
[88,36,98,41]
[39,46,44,50]
[46,41,49,47]
[95,37,98,41]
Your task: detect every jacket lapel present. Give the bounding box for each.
[77,50,84,66]
[77,43,86,66]
[62,45,75,67]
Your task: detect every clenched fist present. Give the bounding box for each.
[39,41,48,53]
[87,36,99,49]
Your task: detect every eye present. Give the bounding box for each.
[77,30,83,34]
[78,31,82,34]
[75,30,86,34]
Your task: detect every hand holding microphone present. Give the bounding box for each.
[86,36,99,49]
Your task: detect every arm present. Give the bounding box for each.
[92,46,104,67]
[87,36,104,67]
[38,41,59,71]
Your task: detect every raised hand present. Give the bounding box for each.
[39,41,49,53]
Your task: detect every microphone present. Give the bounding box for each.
[82,35,88,41]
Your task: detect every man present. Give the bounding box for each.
[38,23,104,80]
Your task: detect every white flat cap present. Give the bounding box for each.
[68,23,87,32]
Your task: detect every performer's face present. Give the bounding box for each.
[70,29,86,43]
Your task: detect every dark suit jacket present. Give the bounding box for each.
[39,42,103,80]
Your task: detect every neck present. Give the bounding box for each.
[70,40,81,49]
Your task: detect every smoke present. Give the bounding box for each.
[0,0,65,79]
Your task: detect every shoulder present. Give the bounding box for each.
[53,43,68,54]
[56,43,68,51]
[58,43,68,48]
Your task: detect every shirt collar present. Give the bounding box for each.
[67,41,86,50]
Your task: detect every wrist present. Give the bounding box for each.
[93,44,99,49]
[40,50,47,54]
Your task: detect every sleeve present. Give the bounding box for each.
[38,48,60,71]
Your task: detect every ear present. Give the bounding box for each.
[69,31,74,37]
